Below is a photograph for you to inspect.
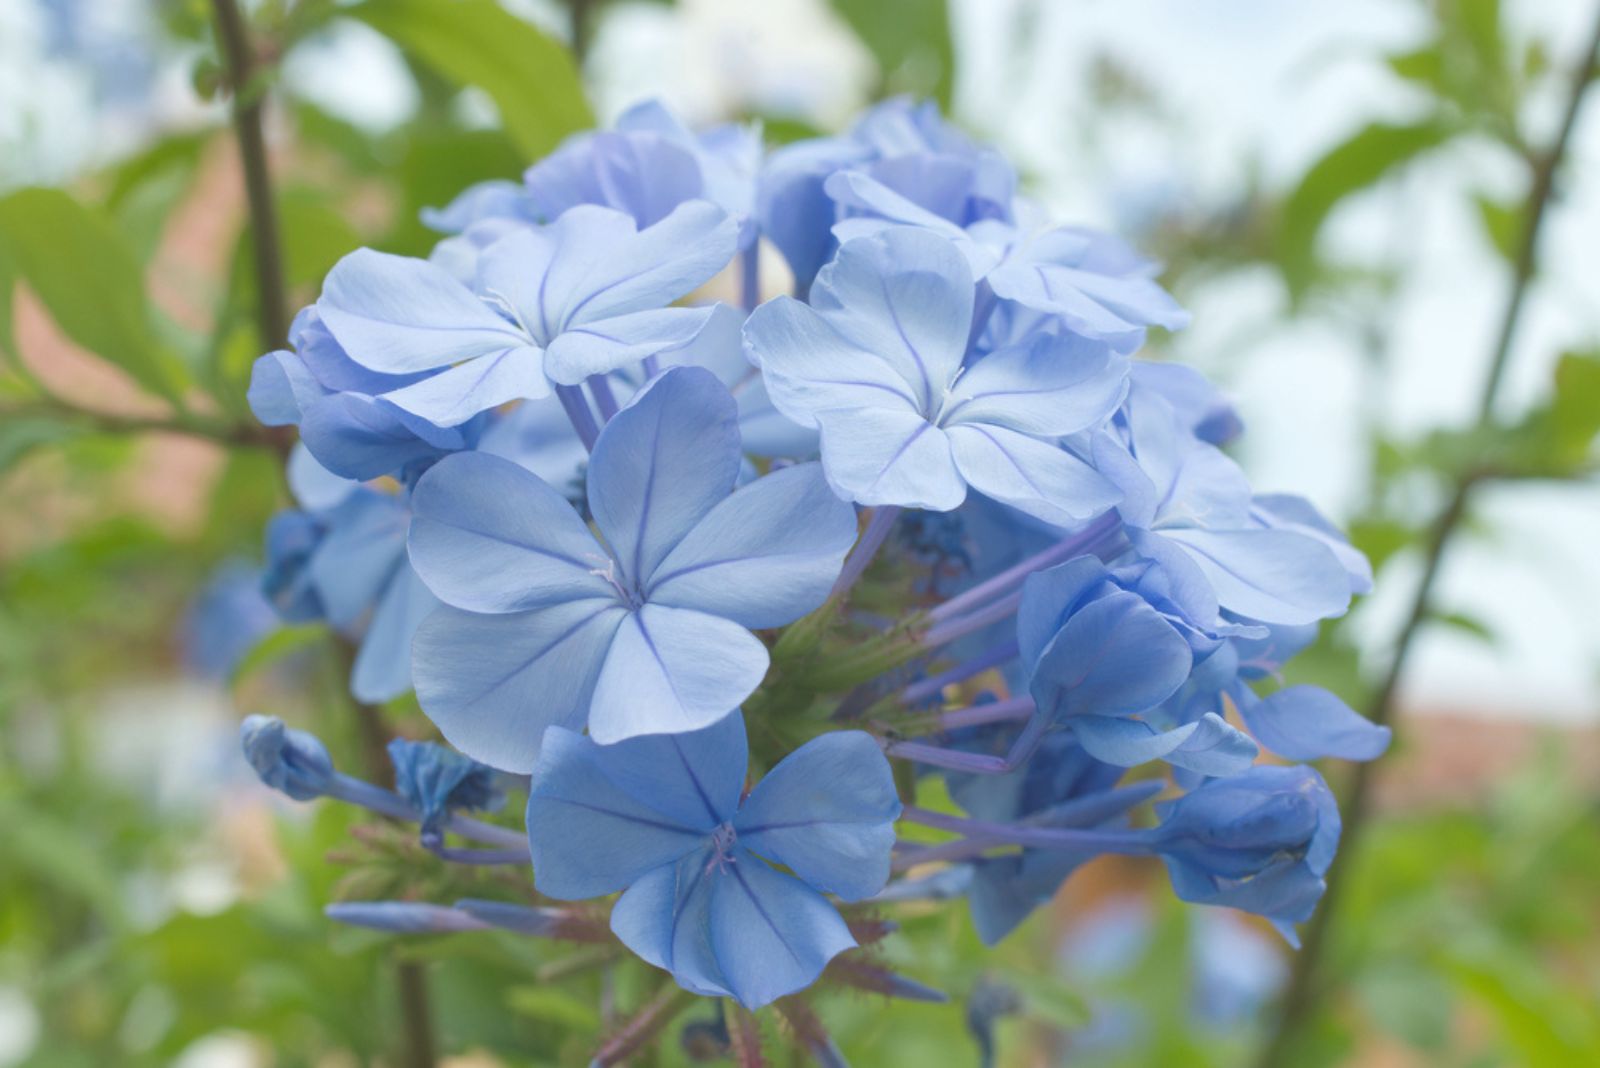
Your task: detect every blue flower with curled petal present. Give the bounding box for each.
[525,711,901,1008]
[1017,554,1259,776]
[312,202,737,427]
[1152,764,1340,944]
[743,228,1127,525]
[407,366,857,771]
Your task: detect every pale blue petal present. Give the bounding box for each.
[1237,685,1391,762]
[1160,528,1351,626]
[816,408,963,510]
[525,727,709,898]
[942,332,1128,436]
[1252,494,1373,595]
[610,848,733,998]
[587,367,741,587]
[587,605,769,744]
[810,228,973,409]
[1029,591,1194,722]
[409,452,614,613]
[377,344,549,425]
[1016,556,1113,669]
[734,730,901,901]
[948,423,1121,526]
[317,248,527,373]
[1072,712,1258,776]
[248,350,320,425]
[286,444,358,513]
[710,852,857,1009]
[742,295,921,427]
[411,600,624,772]
[647,463,856,628]
[307,492,407,629]
[544,305,719,386]
[351,567,438,703]
[297,393,466,481]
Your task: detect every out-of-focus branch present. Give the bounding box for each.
[0,397,290,452]
[210,0,289,350]
[1255,10,1600,1067]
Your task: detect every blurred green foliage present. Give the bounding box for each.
[1,0,1597,1065]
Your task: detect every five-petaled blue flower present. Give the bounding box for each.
[743,227,1127,525]
[314,201,737,427]
[525,711,902,1008]
[407,366,858,771]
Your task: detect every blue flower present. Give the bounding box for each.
[180,560,279,681]
[387,738,505,839]
[758,97,1015,290]
[743,228,1126,524]
[1094,383,1355,626]
[1016,555,1259,775]
[429,99,760,248]
[525,711,902,1008]
[313,201,737,427]
[241,714,335,801]
[1152,764,1340,943]
[407,366,858,770]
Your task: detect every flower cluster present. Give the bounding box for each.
[242,98,1387,1047]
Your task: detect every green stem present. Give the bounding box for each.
[1255,10,1600,1066]
[211,0,289,350]
[0,397,288,451]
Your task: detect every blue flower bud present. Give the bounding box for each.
[240,714,335,801]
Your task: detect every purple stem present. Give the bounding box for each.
[829,505,902,599]
[426,842,531,866]
[886,712,1049,775]
[556,384,599,451]
[901,805,1155,854]
[739,246,761,310]
[587,375,620,423]
[932,695,1035,731]
[901,638,1019,705]
[921,589,1022,648]
[927,511,1122,624]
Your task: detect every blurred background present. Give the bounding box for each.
[2,0,1598,1065]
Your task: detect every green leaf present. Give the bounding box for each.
[347,0,592,162]
[1550,350,1600,455]
[231,622,328,688]
[1428,609,1496,646]
[0,187,189,403]
[830,0,954,108]
[504,984,603,1031]
[1473,193,1520,262]
[387,127,524,256]
[1277,121,1453,297]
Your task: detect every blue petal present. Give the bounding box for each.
[317,248,528,374]
[943,332,1128,436]
[1028,591,1194,722]
[734,730,901,901]
[409,452,614,613]
[1237,685,1391,762]
[525,727,710,898]
[1159,528,1351,626]
[411,600,624,772]
[377,344,549,425]
[587,366,741,588]
[710,850,857,1009]
[307,491,408,630]
[1072,712,1258,776]
[743,296,921,427]
[559,711,746,832]
[810,228,973,409]
[816,408,964,510]
[947,423,1121,526]
[1016,556,1113,669]
[587,604,769,744]
[544,305,720,385]
[248,349,320,425]
[647,463,856,628]
[350,566,438,703]
[610,848,733,998]
[297,393,466,480]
